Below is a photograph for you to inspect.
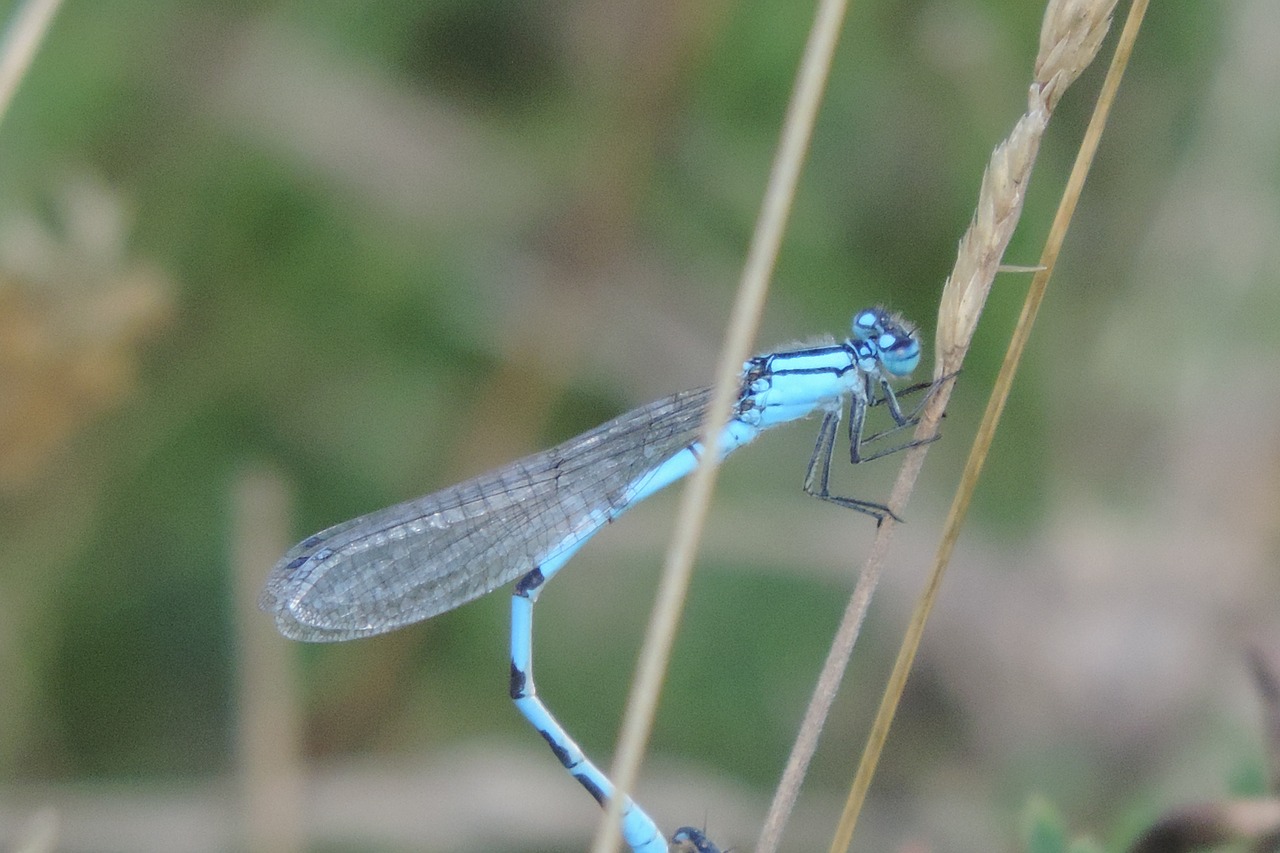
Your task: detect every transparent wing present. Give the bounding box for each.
[261,387,714,641]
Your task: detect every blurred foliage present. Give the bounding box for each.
[1023,797,1105,853]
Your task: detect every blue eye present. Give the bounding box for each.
[851,308,882,340]
[878,333,921,377]
[849,307,920,375]
[865,309,920,377]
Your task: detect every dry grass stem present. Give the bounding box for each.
[0,0,63,129]
[824,1,1139,851]
[589,0,855,850]
[754,1,1127,851]
[233,467,305,853]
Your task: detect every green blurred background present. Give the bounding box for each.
[2,1,1276,851]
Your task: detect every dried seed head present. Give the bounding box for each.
[934,0,1116,375]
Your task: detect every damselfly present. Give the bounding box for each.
[262,306,932,853]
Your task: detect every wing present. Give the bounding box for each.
[260,387,714,641]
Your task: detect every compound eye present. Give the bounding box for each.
[851,308,882,341]
[879,332,921,377]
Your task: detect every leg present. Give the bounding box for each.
[868,369,960,416]
[803,409,899,523]
[859,378,923,446]
[847,385,937,464]
[852,373,953,462]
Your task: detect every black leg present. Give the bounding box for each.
[847,380,871,462]
[803,371,959,524]
[856,372,956,459]
[849,380,932,464]
[868,370,959,418]
[803,409,898,524]
[876,375,913,426]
